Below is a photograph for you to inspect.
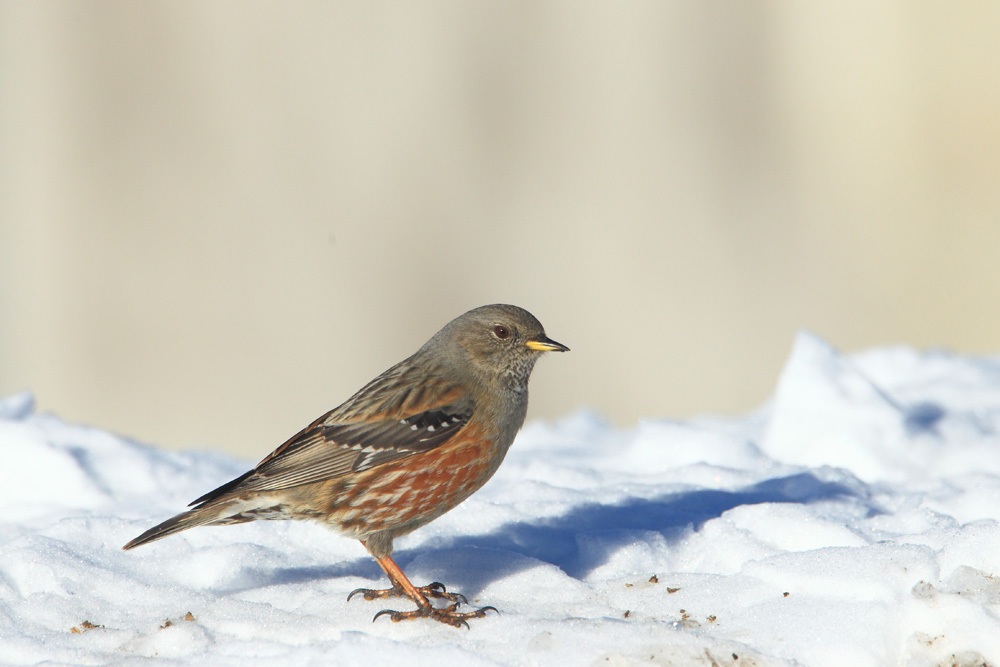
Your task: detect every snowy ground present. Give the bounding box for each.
[2,331,1000,666]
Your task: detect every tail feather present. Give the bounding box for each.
[189,469,255,507]
[122,503,236,550]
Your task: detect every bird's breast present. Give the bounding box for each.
[323,419,516,537]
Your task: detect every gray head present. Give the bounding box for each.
[424,304,568,391]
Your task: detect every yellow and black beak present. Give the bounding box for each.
[525,334,570,353]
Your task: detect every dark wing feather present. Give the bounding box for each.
[190,361,474,507]
[247,405,471,490]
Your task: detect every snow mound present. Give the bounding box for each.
[2,332,999,666]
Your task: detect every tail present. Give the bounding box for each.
[123,470,258,550]
[122,502,238,550]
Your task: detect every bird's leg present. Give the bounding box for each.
[347,542,467,605]
[346,542,497,628]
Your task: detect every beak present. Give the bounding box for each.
[525,334,570,353]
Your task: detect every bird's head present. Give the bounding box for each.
[429,304,569,392]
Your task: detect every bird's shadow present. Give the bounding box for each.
[235,471,876,597]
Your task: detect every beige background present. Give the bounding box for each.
[2,2,998,459]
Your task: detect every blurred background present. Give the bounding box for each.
[2,2,999,458]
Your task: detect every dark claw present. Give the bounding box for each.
[348,586,395,602]
[347,584,405,602]
[421,583,467,604]
[420,582,467,604]
[440,591,468,605]
[372,608,398,623]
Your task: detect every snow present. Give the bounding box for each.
[2,331,1000,666]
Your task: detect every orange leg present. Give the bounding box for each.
[346,541,497,628]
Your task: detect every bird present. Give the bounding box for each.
[123,304,568,628]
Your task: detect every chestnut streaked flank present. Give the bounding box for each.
[124,304,568,628]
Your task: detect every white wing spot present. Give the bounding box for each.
[410,424,418,431]
[427,425,436,432]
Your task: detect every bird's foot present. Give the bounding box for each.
[347,581,467,605]
[372,602,499,629]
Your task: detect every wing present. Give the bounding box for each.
[189,360,474,507]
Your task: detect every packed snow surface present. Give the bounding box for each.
[2,332,1000,666]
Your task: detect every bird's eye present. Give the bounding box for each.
[493,325,511,340]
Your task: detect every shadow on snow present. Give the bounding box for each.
[242,471,876,597]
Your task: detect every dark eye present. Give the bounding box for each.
[493,325,511,340]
